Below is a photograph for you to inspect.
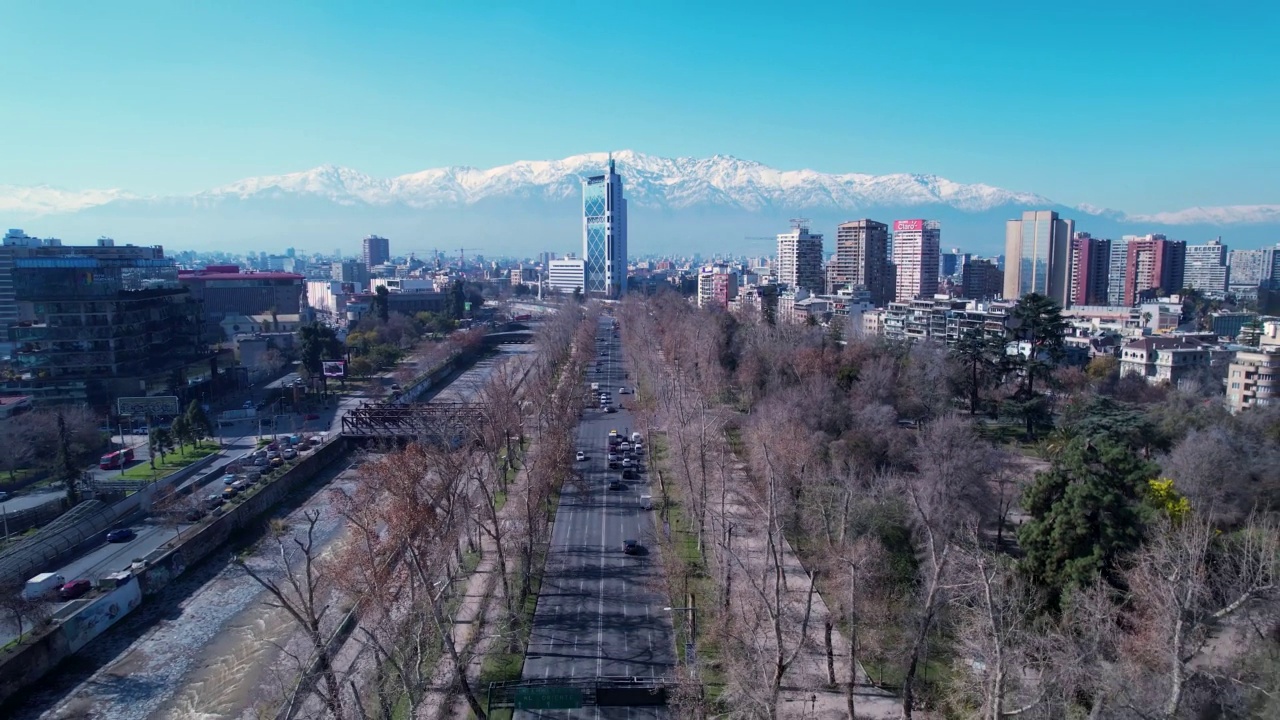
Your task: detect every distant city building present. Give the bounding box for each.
[362,235,391,270]
[582,157,628,298]
[776,220,824,293]
[1123,235,1186,305]
[891,219,940,302]
[331,260,369,292]
[1003,210,1073,307]
[1107,237,1131,306]
[940,249,968,278]
[370,278,436,294]
[1211,311,1257,341]
[1228,247,1273,290]
[831,219,892,306]
[178,265,305,340]
[1069,232,1111,307]
[1183,239,1229,294]
[697,264,739,309]
[961,259,1004,301]
[547,257,586,294]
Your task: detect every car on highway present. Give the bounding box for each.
[58,579,93,600]
[608,480,626,491]
[619,387,629,394]
[106,527,136,543]
[622,468,638,480]
[606,406,617,413]
[618,441,630,452]
[623,539,641,555]
[576,451,586,462]
[282,448,297,460]
[609,429,619,437]
[622,457,634,468]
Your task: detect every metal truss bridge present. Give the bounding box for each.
[340,401,488,441]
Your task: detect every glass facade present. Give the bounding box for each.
[1019,217,1052,296]
[583,179,608,295]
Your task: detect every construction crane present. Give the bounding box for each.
[456,247,483,265]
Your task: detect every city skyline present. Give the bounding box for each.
[2,3,1277,216]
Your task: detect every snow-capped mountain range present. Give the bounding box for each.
[4,149,1274,223]
[2,150,1276,254]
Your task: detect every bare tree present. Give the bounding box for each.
[0,419,36,482]
[897,416,998,719]
[0,581,52,644]
[236,510,346,718]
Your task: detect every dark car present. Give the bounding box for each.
[0,491,11,502]
[608,480,626,491]
[106,528,136,543]
[58,579,93,600]
[605,407,617,414]
[305,413,321,421]
[267,441,280,451]
[623,540,641,555]
[206,494,226,508]
[622,469,638,480]
[185,507,207,522]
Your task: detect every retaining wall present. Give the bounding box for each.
[0,438,351,708]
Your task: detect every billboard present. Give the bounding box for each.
[117,396,180,417]
[894,219,925,233]
[322,361,346,378]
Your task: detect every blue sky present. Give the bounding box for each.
[1,1,1276,213]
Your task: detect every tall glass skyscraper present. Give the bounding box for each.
[582,157,628,298]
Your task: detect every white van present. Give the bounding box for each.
[591,382,599,391]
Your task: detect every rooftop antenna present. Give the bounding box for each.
[790,217,811,231]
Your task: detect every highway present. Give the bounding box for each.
[518,315,675,719]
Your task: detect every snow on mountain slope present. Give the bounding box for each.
[1,150,1276,225]
[0,185,137,215]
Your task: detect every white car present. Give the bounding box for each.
[619,387,629,394]
[622,457,634,468]
[576,451,586,462]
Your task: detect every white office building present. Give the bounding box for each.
[776,221,824,293]
[547,257,586,294]
[892,219,941,302]
[1183,239,1229,294]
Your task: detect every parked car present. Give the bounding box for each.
[253,456,269,467]
[608,480,626,491]
[222,474,238,485]
[267,441,279,451]
[391,383,402,391]
[576,451,586,462]
[270,456,283,468]
[231,479,248,491]
[622,458,634,468]
[58,579,93,601]
[0,491,11,502]
[622,539,641,555]
[309,435,324,445]
[282,448,297,460]
[206,494,225,508]
[105,528,136,543]
[222,486,238,499]
[185,507,207,522]
[621,469,638,480]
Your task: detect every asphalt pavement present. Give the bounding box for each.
[517,315,675,720]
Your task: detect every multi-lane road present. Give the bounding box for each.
[518,315,675,719]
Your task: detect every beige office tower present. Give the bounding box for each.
[1003,210,1073,306]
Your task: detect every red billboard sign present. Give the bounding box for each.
[894,219,924,232]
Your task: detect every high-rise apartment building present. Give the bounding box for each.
[362,235,391,270]
[1107,238,1130,306]
[697,264,739,309]
[1003,210,1074,307]
[1183,239,1229,294]
[1069,233,1111,307]
[776,221,824,293]
[961,259,1004,300]
[582,157,628,298]
[1228,248,1273,290]
[831,219,891,305]
[891,219,940,302]
[547,257,586,294]
[1124,235,1186,306]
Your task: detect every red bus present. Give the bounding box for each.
[99,447,136,470]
